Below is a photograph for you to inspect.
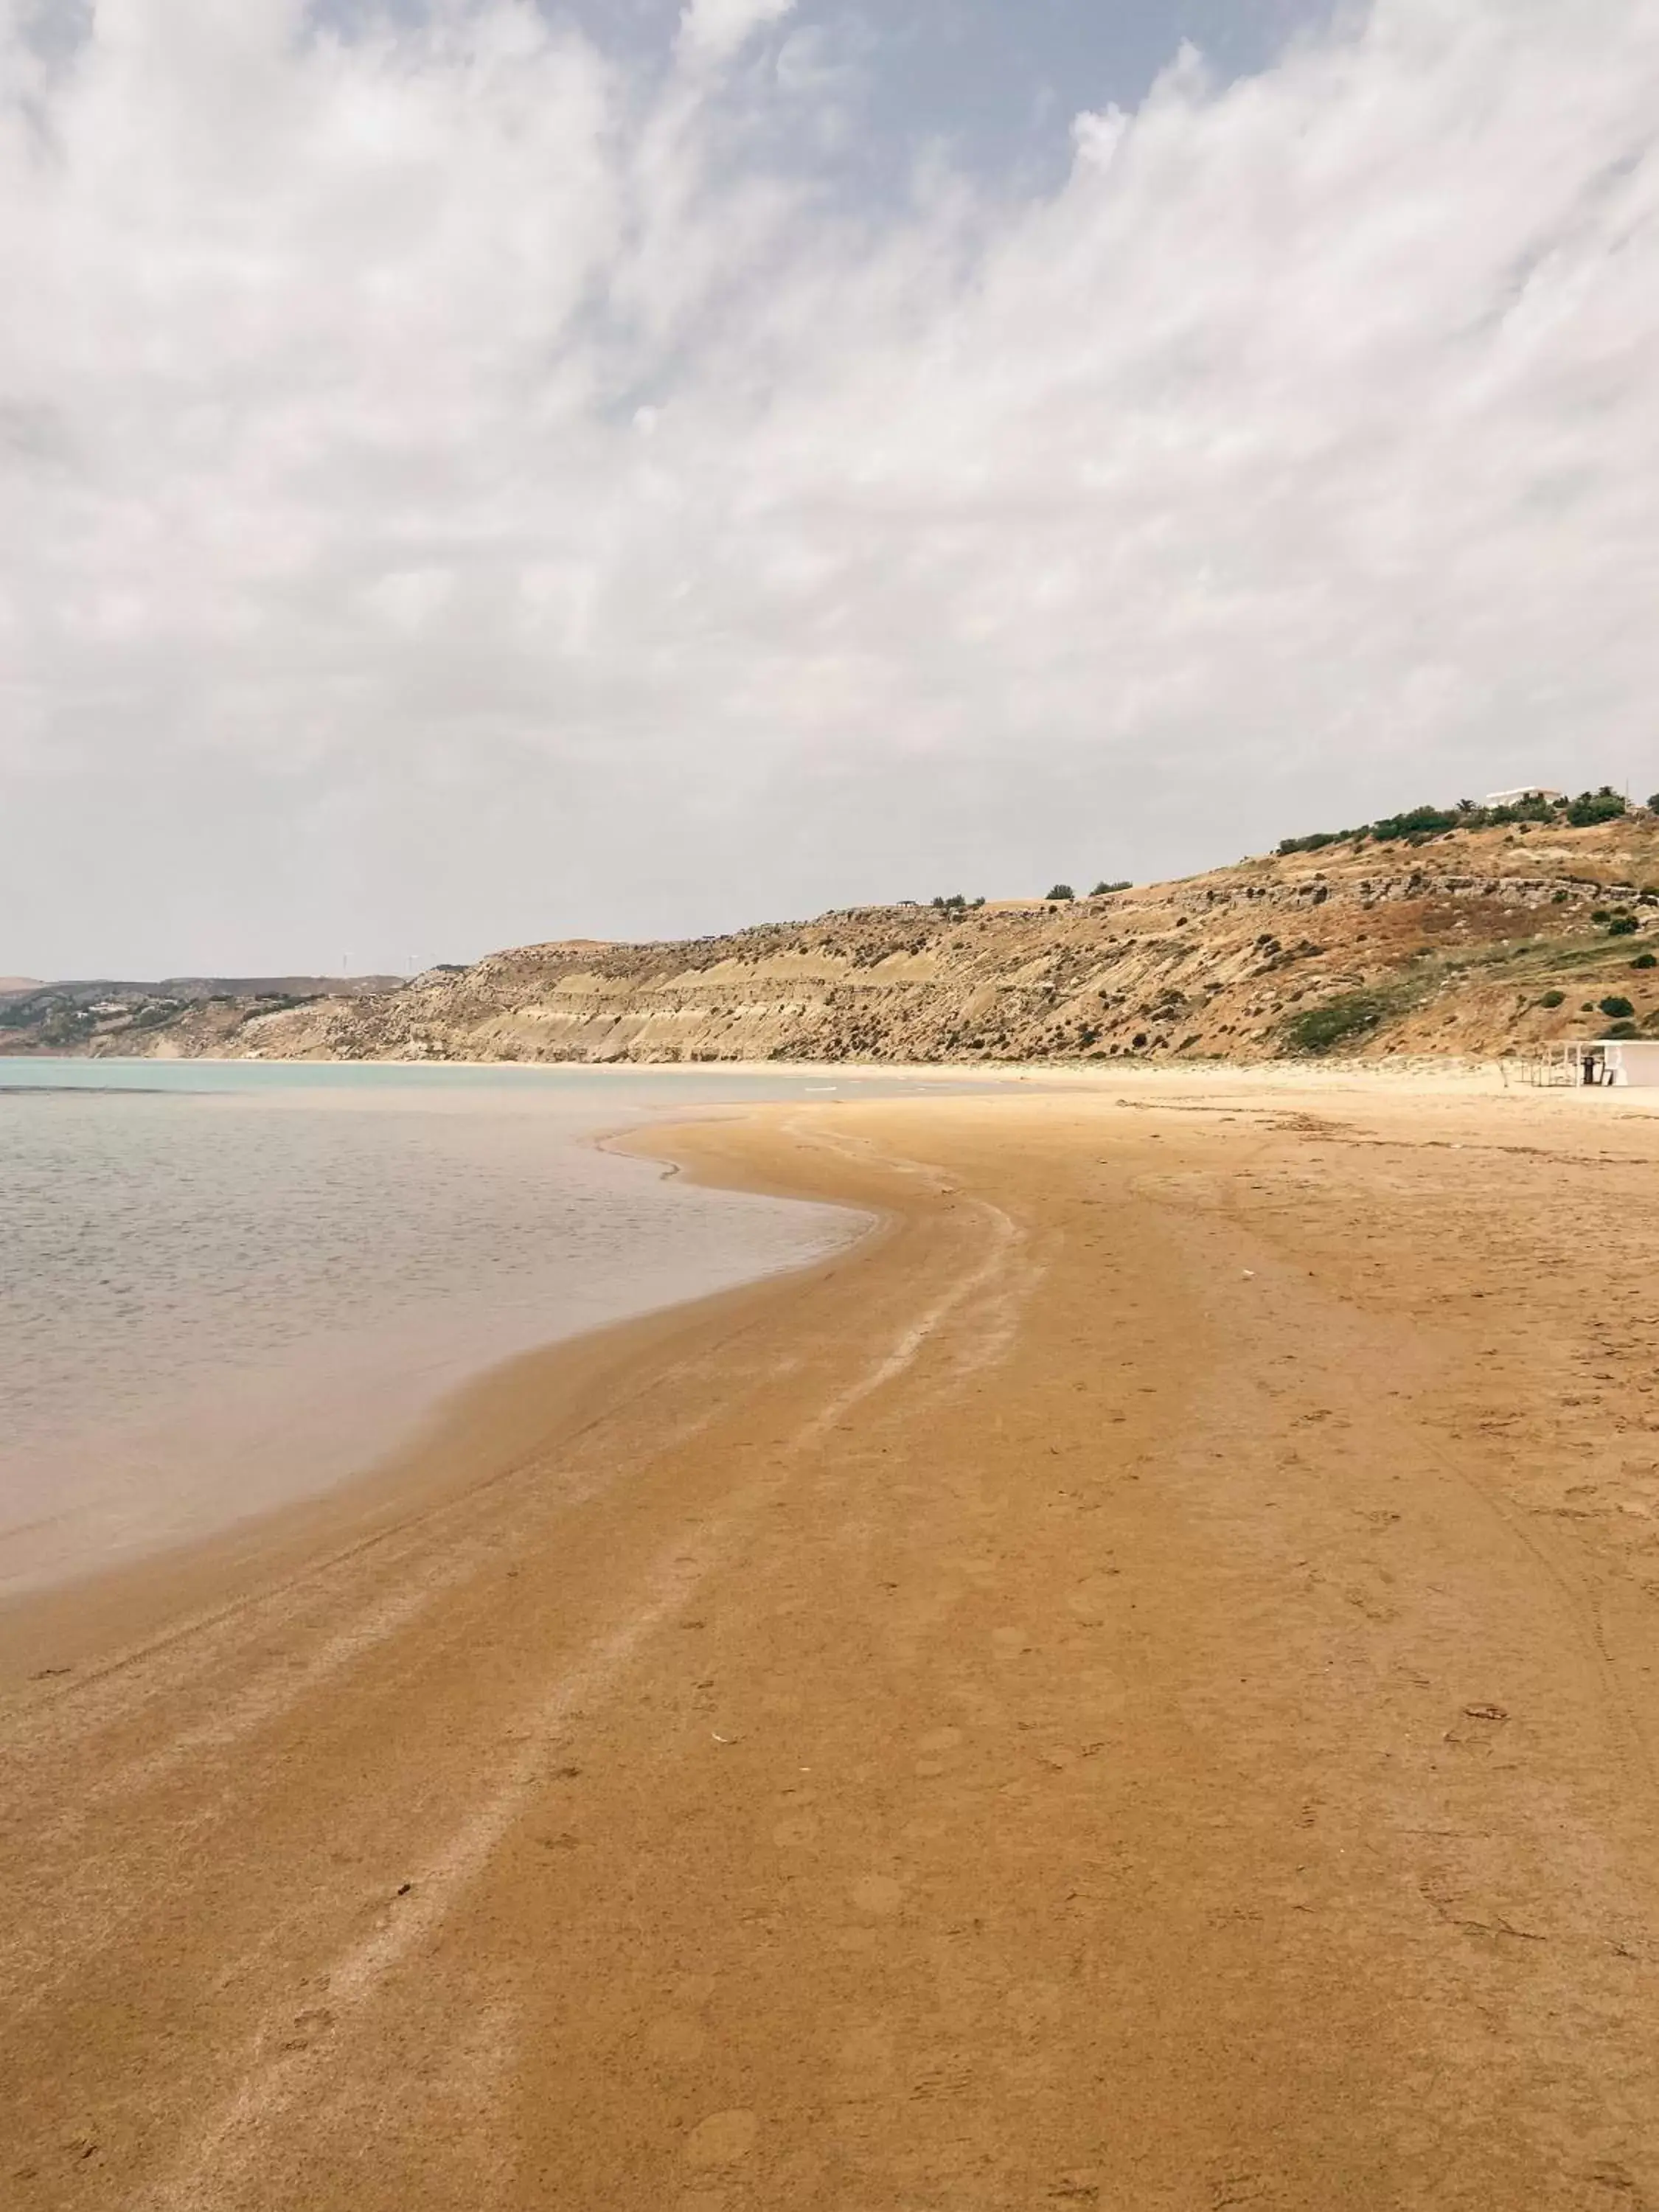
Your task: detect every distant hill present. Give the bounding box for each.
[0,975,402,1056]
[0,974,402,1003]
[13,801,1659,1065]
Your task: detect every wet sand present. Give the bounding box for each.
[0,1071,863,1600]
[7,1075,1659,2207]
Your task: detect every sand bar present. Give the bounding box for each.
[5,1072,1659,2207]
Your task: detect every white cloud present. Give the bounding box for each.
[675,0,796,67]
[1,0,1658,971]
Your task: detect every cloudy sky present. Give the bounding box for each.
[2,0,1657,977]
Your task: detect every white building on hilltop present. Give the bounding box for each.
[1486,786,1565,806]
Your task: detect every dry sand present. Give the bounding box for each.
[6,1072,1659,2208]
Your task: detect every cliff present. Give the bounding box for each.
[32,809,1659,1067]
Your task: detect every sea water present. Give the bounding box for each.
[0,1060,977,1597]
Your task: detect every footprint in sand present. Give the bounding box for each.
[838,2017,896,2071]
[684,2109,758,2169]
[645,2016,708,2062]
[917,1726,964,1752]
[1005,1980,1065,2037]
[1067,1574,1117,1626]
[915,1725,964,1777]
[849,1873,905,1916]
[276,2006,335,2053]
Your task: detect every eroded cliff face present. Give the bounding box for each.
[91,815,1659,1066]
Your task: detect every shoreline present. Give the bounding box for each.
[9,1077,1659,2203]
[0,1077,876,1614]
[0,1044,1520,1082]
[1,1050,1050,1077]
[0,1130,884,1682]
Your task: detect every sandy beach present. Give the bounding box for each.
[7,1069,1659,2208]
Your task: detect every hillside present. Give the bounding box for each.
[21,804,1659,1068]
[0,974,402,1057]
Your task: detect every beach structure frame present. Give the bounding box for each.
[1520,1037,1659,1085]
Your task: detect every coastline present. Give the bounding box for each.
[1,1050,1049,1076]
[0,1071,877,1607]
[9,1074,1659,2205]
[0,1161,885,1684]
[0,1044,1518,1079]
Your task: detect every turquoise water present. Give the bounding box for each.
[0,1060,973,1596]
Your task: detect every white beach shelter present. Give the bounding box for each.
[1598,1039,1659,1086]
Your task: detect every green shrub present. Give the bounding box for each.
[1632,954,1658,970]
[1599,995,1635,1019]
[1091,879,1132,895]
[1538,989,1567,1007]
[1266,788,1630,866]
[1270,787,1630,859]
[1568,787,1627,827]
[1607,1020,1641,1039]
[1608,916,1640,936]
[1046,883,1075,902]
[1551,888,1571,902]
[1593,908,1612,923]
[1284,992,1386,1055]
[1488,796,1559,825]
[1370,805,1461,842]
